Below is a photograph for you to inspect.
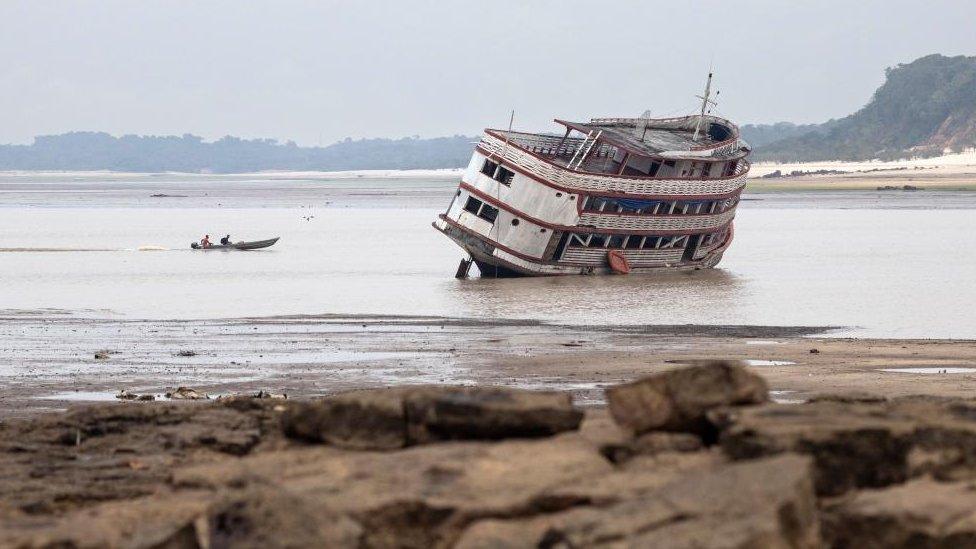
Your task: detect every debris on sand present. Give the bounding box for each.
[94,350,119,360]
[165,387,208,400]
[218,391,287,403]
[254,390,287,399]
[174,349,197,357]
[117,389,157,401]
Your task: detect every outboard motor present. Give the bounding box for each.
[190,242,199,249]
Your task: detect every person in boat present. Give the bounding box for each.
[200,235,212,248]
[220,235,231,245]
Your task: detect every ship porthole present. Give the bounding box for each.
[556,192,563,197]
[539,228,547,233]
[511,219,520,226]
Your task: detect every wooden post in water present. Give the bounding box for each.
[455,257,473,279]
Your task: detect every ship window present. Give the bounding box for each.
[588,234,608,248]
[495,166,515,186]
[511,218,520,226]
[463,196,483,214]
[607,234,626,248]
[625,236,642,249]
[481,159,499,177]
[664,160,676,167]
[463,196,482,214]
[478,203,499,223]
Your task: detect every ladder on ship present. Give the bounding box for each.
[567,130,602,171]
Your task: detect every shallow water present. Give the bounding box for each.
[2,172,975,338]
[879,367,976,374]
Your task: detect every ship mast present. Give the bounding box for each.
[693,72,718,142]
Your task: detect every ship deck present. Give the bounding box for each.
[556,118,731,157]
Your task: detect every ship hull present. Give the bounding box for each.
[434,216,728,277]
[435,114,748,278]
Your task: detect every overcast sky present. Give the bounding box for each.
[2,0,975,145]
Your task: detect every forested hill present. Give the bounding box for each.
[743,54,976,162]
[0,133,477,173]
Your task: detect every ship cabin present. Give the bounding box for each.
[434,114,751,277]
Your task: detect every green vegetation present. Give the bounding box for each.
[747,54,976,162]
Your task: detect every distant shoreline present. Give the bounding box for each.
[0,168,464,179]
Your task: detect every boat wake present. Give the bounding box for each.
[0,247,118,252]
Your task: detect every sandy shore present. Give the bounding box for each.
[747,150,976,191]
[3,311,975,420]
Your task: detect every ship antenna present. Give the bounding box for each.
[693,71,718,141]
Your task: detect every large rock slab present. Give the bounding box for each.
[823,478,976,548]
[0,485,363,548]
[721,397,976,496]
[281,386,583,450]
[606,361,768,437]
[174,434,614,547]
[282,389,408,450]
[0,401,280,515]
[455,454,819,549]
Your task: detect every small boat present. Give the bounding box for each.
[190,237,279,250]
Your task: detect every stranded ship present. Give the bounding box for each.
[433,75,750,277]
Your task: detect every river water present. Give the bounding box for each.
[1,172,974,338]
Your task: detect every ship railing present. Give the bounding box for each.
[497,131,616,159]
[479,131,749,196]
[578,208,736,232]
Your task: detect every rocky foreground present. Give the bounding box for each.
[3,362,976,548]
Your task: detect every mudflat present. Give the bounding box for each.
[3,312,975,419]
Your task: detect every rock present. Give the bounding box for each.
[823,478,976,547]
[454,454,820,549]
[721,398,976,496]
[404,386,583,444]
[174,434,615,547]
[175,349,197,357]
[807,391,887,404]
[282,386,583,450]
[606,361,768,438]
[166,387,209,400]
[809,348,820,354]
[94,350,114,360]
[137,394,156,402]
[193,485,361,548]
[282,389,408,450]
[601,431,704,463]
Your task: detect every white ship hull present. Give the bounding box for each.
[434,114,749,277]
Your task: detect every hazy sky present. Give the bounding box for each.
[3,0,975,145]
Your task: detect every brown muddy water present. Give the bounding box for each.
[1,172,975,338]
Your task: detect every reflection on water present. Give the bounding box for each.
[1,174,976,338]
[453,269,747,325]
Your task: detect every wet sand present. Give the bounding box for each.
[747,166,976,191]
[3,310,975,420]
